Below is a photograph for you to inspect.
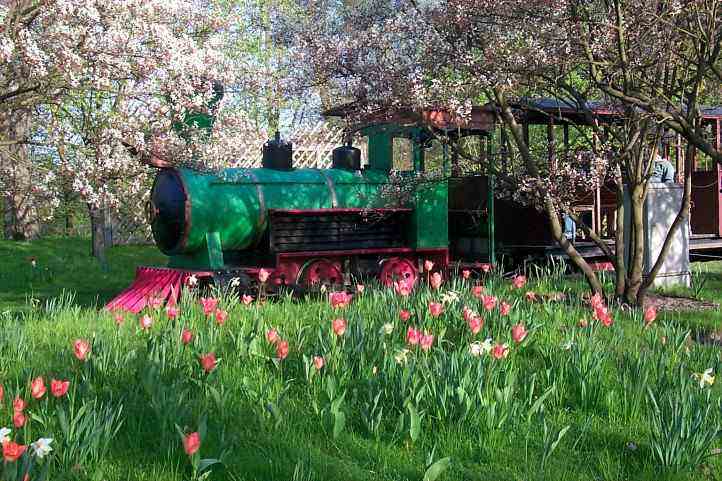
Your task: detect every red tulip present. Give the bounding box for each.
[73,339,90,362]
[30,377,46,399]
[139,315,153,330]
[2,441,26,462]
[199,353,217,373]
[600,312,614,327]
[313,355,325,370]
[200,297,218,316]
[406,327,421,346]
[50,379,70,398]
[468,316,483,335]
[214,308,228,326]
[276,340,289,360]
[511,275,527,289]
[461,269,471,279]
[165,305,179,319]
[12,411,26,428]
[331,318,347,336]
[258,268,271,283]
[181,328,194,345]
[491,344,509,360]
[644,306,657,327]
[242,294,254,305]
[511,324,528,343]
[428,302,443,317]
[0,384,3,402]
[394,279,412,297]
[471,285,484,299]
[423,260,434,272]
[13,396,26,412]
[183,432,200,456]
[482,295,497,311]
[329,291,352,309]
[499,301,511,316]
[589,292,604,309]
[430,272,443,290]
[399,309,412,322]
[420,332,434,352]
[266,328,279,344]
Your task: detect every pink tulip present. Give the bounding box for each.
[480,263,492,273]
[313,356,325,370]
[589,292,604,309]
[428,302,443,317]
[499,301,511,316]
[332,318,347,336]
[276,340,289,360]
[30,377,46,400]
[242,294,254,305]
[644,306,657,327]
[266,328,280,344]
[468,316,483,335]
[394,279,412,297]
[525,291,537,302]
[511,324,527,343]
[423,260,434,272]
[199,353,217,373]
[420,332,434,352]
[139,314,153,330]
[148,296,163,310]
[511,275,527,289]
[399,309,411,322]
[183,432,200,456]
[462,306,476,323]
[73,339,91,361]
[165,305,179,319]
[356,284,365,294]
[430,272,443,290]
[329,291,352,309]
[482,295,497,311]
[406,326,421,345]
[200,297,218,316]
[472,285,484,299]
[258,268,271,283]
[181,328,194,345]
[214,308,228,326]
[461,269,471,279]
[491,344,509,359]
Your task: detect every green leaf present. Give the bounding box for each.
[408,403,421,442]
[198,458,222,473]
[333,410,346,439]
[424,457,451,481]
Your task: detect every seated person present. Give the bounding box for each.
[650,151,676,183]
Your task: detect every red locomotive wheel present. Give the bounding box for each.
[379,257,418,288]
[298,259,343,288]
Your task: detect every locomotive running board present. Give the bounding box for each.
[105,266,203,314]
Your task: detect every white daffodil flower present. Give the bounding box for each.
[381,323,394,335]
[469,342,484,357]
[561,340,574,351]
[0,427,11,444]
[441,291,459,305]
[394,349,411,365]
[229,277,241,288]
[31,438,53,458]
[187,274,198,287]
[692,368,715,388]
[480,337,494,354]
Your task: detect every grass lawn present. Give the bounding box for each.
[0,238,721,481]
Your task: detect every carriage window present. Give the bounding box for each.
[393,137,413,171]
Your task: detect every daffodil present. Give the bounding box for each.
[441,291,459,305]
[394,349,411,365]
[31,438,53,458]
[381,323,394,335]
[692,368,715,388]
[0,427,11,444]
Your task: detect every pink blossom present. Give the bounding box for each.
[525,291,537,302]
[165,305,179,319]
[399,309,412,322]
[423,260,434,272]
[214,308,228,326]
[491,344,509,359]
[461,269,471,279]
[480,264,492,273]
[468,316,483,335]
[258,268,271,283]
[266,328,280,344]
[644,306,657,327]
[313,356,325,370]
[242,294,254,306]
[471,285,485,299]
[356,284,365,294]
[394,279,412,297]
[482,295,497,311]
[139,315,153,330]
[430,272,443,289]
[499,301,511,316]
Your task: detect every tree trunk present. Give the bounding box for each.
[0,109,40,240]
[624,183,646,305]
[88,204,108,268]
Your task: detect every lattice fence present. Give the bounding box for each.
[231,121,367,169]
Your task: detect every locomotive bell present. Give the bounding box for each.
[262,131,293,170]
[332,140,361,170]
